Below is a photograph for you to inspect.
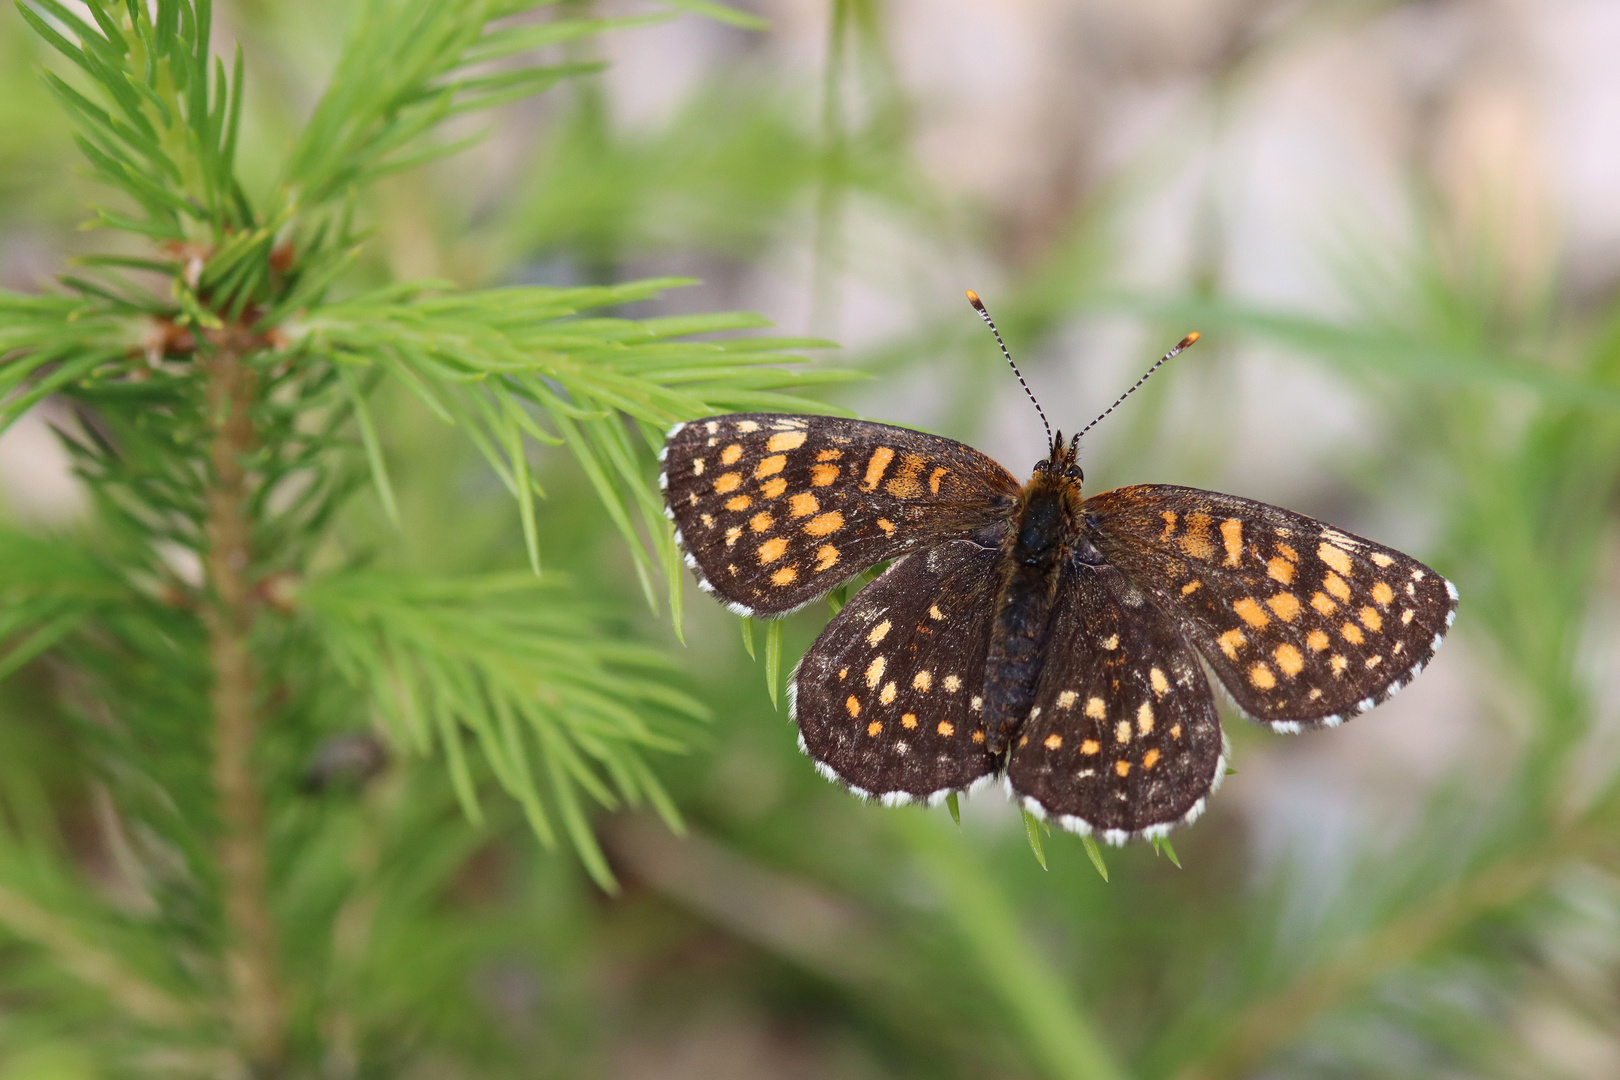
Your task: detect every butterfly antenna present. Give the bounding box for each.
[966,290,1053,452]
[1076,332,1200,440]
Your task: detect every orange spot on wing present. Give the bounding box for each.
[884,453,928,498]
[750,512,774,532]
[1371,581,1394,606]
[1306,629,1330,651]
[754,454,786,479]
[767,431,807,452]
[714,472,742,493]
[1266,592,1302,621]
[1217,628,1247,659]
[1249,662,1277,689]
[757,537,788,563]
[861,447,895,491]
[1267,557,1296,585]
[1233,597,1270,628]
[846,696,861,717]
[815,449,842,462]
[1143,748,1161,769]
[1080,739,1100,755]
[720,443,743,465]
[1318,543,1353,575]
[770,566,797,586]
[725,495,752,511]
[804,511,844,536]
[938,720,955,737]
[814,545,839,572]
[1044,733,1063,750]
[1115,760,1131,777]
[1323,572,1352,602]
[810,464,840,486]
[788,492,819,518]
[1274,643,1304,676]
[929,467,949,494]
[759,477,787,498]
[1221,518,1244,566]
[1180,512,1215,560]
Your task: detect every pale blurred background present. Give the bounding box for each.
[5,1,1620,1077]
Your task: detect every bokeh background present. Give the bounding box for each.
[5,1,1620,1077]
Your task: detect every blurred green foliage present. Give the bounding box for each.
[3,1,1620,1079]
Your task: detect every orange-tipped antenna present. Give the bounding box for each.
[1076,331,1200,440]
[966,290,1053,451]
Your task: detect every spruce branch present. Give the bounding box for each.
[291,279,843,606]
[300,571,706,889]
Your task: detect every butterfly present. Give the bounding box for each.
[658,296,1458,845]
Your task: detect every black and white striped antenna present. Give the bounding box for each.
[966,290,1053,452]
[1075,332,1200,440]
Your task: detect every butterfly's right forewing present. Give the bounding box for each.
[661,414,1018,616]
[1085,485,1457,729]
[791,540,1004,803]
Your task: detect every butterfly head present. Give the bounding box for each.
[1035,430,1084,485]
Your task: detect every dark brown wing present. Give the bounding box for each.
[1083,485,1458,730]
[661,414,1018,616]
[789,539,1004,804]
[1006,561,1225,844]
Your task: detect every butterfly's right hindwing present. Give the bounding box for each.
[661,414,1018,616]
[791,540,1003,803]
[1007,561,1225,842]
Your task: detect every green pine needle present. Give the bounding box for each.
[764,618,783,709]
[1081,836,1110,882]
[1021,808,1048,871]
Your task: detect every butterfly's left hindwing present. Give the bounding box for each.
[661,414,1018,616]
[791,540,1003,803]
[1085,485,1458,729]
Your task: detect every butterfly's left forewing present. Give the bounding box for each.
[1085,485,1458,729]
[662,414,1018,615]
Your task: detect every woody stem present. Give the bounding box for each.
[202,336,286,1072]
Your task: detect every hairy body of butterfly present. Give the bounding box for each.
[660,413,1458,844]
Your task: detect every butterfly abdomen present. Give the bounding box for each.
[983,472,1085,753]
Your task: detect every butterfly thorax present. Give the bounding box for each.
[982,466,1086,754]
